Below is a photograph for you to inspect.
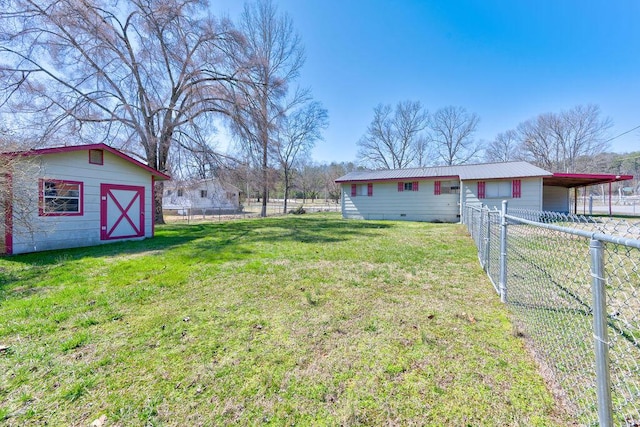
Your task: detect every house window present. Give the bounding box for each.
[88,149,104,165]
[40,179,83,216]
[440,180,459,194]
[350,183,373,197]
[200,190,207,198]
[485,181,512,198]
[398,181,419,192]
[177,189,184,197]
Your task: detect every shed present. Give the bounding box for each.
[1,143,170,255]
[335,161,633,222]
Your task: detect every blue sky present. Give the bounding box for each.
[213,0,640,163]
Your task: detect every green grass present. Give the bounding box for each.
[0,213,569,426]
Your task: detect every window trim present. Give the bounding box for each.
[477,181,486,199]
[512,179,522,198]
[39,179,84,216]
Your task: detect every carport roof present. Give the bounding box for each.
[544,173,634,188]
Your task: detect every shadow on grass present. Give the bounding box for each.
[0,215,394,290]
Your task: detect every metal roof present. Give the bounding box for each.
[335,161,552,183]
[544,173,634,188]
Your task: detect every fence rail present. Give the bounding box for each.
[464,203,640,426]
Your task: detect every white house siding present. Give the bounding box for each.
[163,180,239,214]
[543,186,570,212]
[342,181,460,222]
[11,150,154,254]
[462,178,543,212]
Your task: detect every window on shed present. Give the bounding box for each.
[88,149,104,165]
[40,179,83,216]
[177,189,184,197]
[200,190,208,198]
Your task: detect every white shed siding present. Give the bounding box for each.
[11,150,154,254]
[462,178,543,211]
[543,186,570,212]
[342,181,459,222]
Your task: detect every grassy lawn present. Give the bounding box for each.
[0,213,568,426]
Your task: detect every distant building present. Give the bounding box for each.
[162,179,241,215]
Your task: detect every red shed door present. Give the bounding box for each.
[100,184,145,240]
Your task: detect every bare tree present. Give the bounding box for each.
[357,101,429,169]
[484,129,521,163]
[273,101,328,213]
[428,106,480,166]
[0,0,243,223]
[321,161,358,203]
[0,136,43,253]
[516,105,612,172]
[296,160,324,202]
[227,0,305,217]
[516,113,558,170]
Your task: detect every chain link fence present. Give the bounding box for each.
[464,203,640,426]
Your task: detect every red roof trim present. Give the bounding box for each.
[552,172,633,182]
[5,143,170,180]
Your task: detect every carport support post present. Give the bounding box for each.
[590,238,613,427]
[499,200,508,303]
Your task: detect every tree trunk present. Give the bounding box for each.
[154,180,165,224]
[283,168,289,214]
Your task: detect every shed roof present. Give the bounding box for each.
[335,161,552,183]
[3,143,170,180]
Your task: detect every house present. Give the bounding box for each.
[162,179,240,215]
[1,143,170,255]
[335,161,633,222]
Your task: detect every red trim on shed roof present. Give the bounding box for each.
[4,143,170,180]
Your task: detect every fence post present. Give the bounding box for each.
[590,238,613,427]
[499,200,508,303]
[479,206,485,253]
[484,209,491,272]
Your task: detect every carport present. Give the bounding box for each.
[543,173,634,216]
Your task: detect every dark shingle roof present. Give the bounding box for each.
[335,162,552,183]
